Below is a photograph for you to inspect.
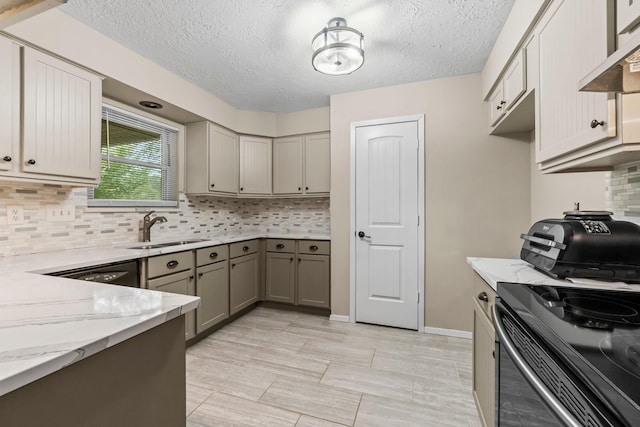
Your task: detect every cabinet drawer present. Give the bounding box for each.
[230,240,259,258]
[298,240,330,255]
[196,244,229,267]
[148,251,194,279]
[266,239,295,253]
[472,271,496,321]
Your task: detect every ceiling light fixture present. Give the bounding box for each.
[312,17,364,76]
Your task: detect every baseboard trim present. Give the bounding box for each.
[329,314,350,323]
[424,326,472,340]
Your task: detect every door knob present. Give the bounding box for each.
[358,231,371,238]
[590,119,604,128]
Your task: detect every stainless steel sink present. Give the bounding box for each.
[127,238,210,250]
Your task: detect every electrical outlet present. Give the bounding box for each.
[46,205,75,222]
[7,206,24,225]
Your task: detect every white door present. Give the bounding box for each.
[354,119,421,330]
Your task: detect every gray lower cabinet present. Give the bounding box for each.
[196,260,229,334]
[265,239,330,309]
[229,241,259,315]
[297,254,330,308]
[265,252,296,303]
[148,269,196,340]
[471,272,496,427]
[195,244,230,334]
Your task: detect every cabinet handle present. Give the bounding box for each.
[590,119,604,128]
[305,187,309,191]
[231,263,236,268]
[477,292,488,302]
[240,187,244,191]
[26,159,36,165]
[189,275,194,281]
[167,260,179,269]
[500,100,506,105]
[290,257,293,262]
[243,246,249,252]
[198,272,203,278]
[276,244,285,249]
[298,187,301,191]
[2,156,11,162]
[309,245,319,251]
[209,252,218,259]
[298,258,301,263]
[496,105,502,110]
[211,183,215,188]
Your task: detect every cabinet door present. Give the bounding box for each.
[148,270,196,340]
[265,252,295,303]
[297,254,330,308]
[618,0,640,34]
[209,124,238,194]
[239,135,272,194]
[273,136,303,194]
[537,0,612,163]
[472,299,495,427]
[22,47,102,180]
[303,133,330,194]
[0,36,19,173]
[488,84,506,127]
[229,253,259,315]
[503,49,526,111]
[196,261,229,334]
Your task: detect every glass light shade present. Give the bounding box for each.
[312,17,364,75]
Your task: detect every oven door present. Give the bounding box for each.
[494,300,605,427]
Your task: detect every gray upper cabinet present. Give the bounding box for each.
[0,36,102,185]
[239,135,272,195]
[273,132,330,196]
[0,36,18,174]
[186,121,238,195]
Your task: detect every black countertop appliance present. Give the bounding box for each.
[520,211,640,282]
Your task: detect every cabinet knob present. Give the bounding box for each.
[211,183,215,188]
[27,159,36,165]
[590,119,604,128]
[305,187,309,191]
[243,246,249,252]
[231,263,236,268]
[240,187,244,191]
[167,260,179,269]
[198,272,203,278]
[496,105,502,110]
[209,252,218,259]
[290,257,293,262]
[500,100,506,105]
[2,156,11,162]
[298,187,301,191]
[298,258,301,263]
[477,292,489,302]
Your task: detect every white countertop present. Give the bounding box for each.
[0,231,329,397]
[467,257,640,292]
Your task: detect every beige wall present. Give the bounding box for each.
[330,74,532,332]
[529,141,607,222]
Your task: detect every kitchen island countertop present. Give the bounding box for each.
[0,231,329,398]
[467,257,640,292]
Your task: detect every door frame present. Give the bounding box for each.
[349,114,425,331]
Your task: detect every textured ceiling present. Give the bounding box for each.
[60,0,514,113]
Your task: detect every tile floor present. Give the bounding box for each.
[185,306,481,427]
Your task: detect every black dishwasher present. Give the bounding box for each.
[49,260,140,288]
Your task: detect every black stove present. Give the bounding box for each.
[498,283,640,425]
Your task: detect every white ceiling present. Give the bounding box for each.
[60,0,514,114]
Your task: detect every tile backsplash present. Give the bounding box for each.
[606,161,640,224]
[0,182,330,257]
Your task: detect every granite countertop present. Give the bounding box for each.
[0,231,330,398]
[467,257,640,292]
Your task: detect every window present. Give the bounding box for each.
[89,104,178,207]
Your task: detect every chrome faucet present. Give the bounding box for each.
[142,211,167,242]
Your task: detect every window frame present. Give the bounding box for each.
[88,102,180,208]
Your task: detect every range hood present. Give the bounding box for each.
[580,28,640,93]
[0,0,66,30]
